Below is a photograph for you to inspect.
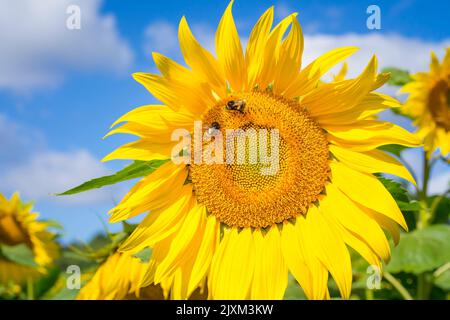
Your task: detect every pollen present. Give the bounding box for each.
[190,91,330,229]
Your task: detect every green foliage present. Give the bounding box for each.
[133,247,152,263]
[382,67,412,86]
[430,195,450,224]
[57,159,168,195]
[122,221,138,234]
[33,267,61,299]
[387,225,450,274]
[378,144,408,157]
[434,267,450,290]
[0,244,37,268]
[283,274,306,300]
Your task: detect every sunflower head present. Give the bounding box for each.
[0,193,59,285]
[77,252,207,300]
[401,48,450,157]
[104,2,420,300]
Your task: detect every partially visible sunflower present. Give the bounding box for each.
[77,252,158,300]
[103,2,420,299]
[77,252,206,300]
[400,48,450,158]
[0,193,59,285]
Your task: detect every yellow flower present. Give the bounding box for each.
[77,252,206,300]
[103,2,420,299]
[0,193,59,285]
[400,48,450,158]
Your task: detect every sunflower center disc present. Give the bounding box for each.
[190,92,330,228]
[428,78,450,131]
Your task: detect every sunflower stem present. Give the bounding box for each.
[383,271,413,300]
[417,152,432,229]
[26,277,34,300]
[415,152,435,299]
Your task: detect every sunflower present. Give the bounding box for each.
[400,48,450,158]
[0,193,59,285]
[103,2,420,299]
[77,252,207,300]
[77,252,162,300]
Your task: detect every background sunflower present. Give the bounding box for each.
[0,0,448,301]
[0,193,59,293]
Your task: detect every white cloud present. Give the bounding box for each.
[0,0,133,92]
[0,149,114,204]
[143,20,217,58]
[143,21,179,56]
[0,113,121,205]
[142,17,450,79]
[142,20,245,62]
[302,33,450,79]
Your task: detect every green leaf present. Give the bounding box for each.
[33,267,61,299]
[133,247,152,263]
[378,177,410,203]
[0,244,38,268]
[397,200,422,212]
[434,268,450,290]
[382,67,412,86]
[387,224,450,274]
[57,159,168,196]
[283,274,306,300]
[430,195,450,224]
[377,177,418,229]
[122,221,138,234]
[378,144,407,157]
[51,285,80,300]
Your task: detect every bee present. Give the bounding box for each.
[206,121,221,136]
[226,99,246,113]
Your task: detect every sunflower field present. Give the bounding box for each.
[0,0,449,302]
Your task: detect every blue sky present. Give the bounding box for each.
[0,0,449,242]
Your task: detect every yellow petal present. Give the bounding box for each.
[327,120,422,152]
[372,72,390,90]
[320,184,391,263]
[330,161,408,230]
[256,13,297,89]
[364,209,401,245]
[132,72,208,115]
[208,228,255,299]
[332,220,382,269]
[317,92,400,125]
[188,212,220,295]
[245,7,274,89]
[154,203,205,283]
[215,0,246,92]
[305,206,352,299]
[281,220,329,300]
[102,139,175,161]
[119,185,195,253]
[305,56,377,118]
[330,145,416,185]
[273,16,304,95]
[109,162,187,222]
[283,46,358,99]
[251,227,288,299]
[178,17,226,97]
[332,62,348,82]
